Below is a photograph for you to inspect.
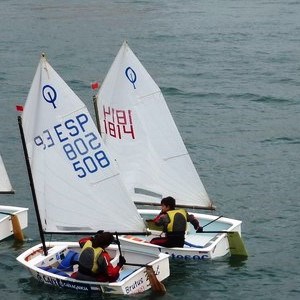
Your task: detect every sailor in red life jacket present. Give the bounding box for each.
[149,196,203,248]
[73,232,126,282]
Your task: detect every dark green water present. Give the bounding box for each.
[1,0,300,299]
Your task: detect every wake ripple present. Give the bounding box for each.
[260,136,300,145]
[161,86,222,99]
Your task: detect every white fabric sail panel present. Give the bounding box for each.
[97,42,211,208]
[22,56,145,233]
[0,154,14,193]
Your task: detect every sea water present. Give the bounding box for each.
[0,0,300,299]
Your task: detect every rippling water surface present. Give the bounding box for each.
[1,1,300,299]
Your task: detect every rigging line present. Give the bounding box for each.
[203,215,223,228]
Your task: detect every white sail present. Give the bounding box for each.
[0,154,14,193]
[96,41,212,208]
[22,55,145,233]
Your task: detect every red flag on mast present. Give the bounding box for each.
[91,81,100,90]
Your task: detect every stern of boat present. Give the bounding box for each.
[0,205,28,240]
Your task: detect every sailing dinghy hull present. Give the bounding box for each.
[17,241,169,295]
[119,209,243,261]
[0,205,28,241]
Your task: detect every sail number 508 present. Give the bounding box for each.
[63,133,110,178]
[72,151,110,178]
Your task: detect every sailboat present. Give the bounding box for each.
[16,54,170,295]
[94,41,248,260]
[0,154,28,241]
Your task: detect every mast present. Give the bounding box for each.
[93,94,102,134]
[18,116,48,255]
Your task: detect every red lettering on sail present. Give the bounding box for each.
[103,105,135,139]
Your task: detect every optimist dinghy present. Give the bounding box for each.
[16,54,169,295]
[94,41,248,261]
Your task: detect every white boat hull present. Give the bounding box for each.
[17,241,170,295]
[0,205,28,241]
[119,209,243,261]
